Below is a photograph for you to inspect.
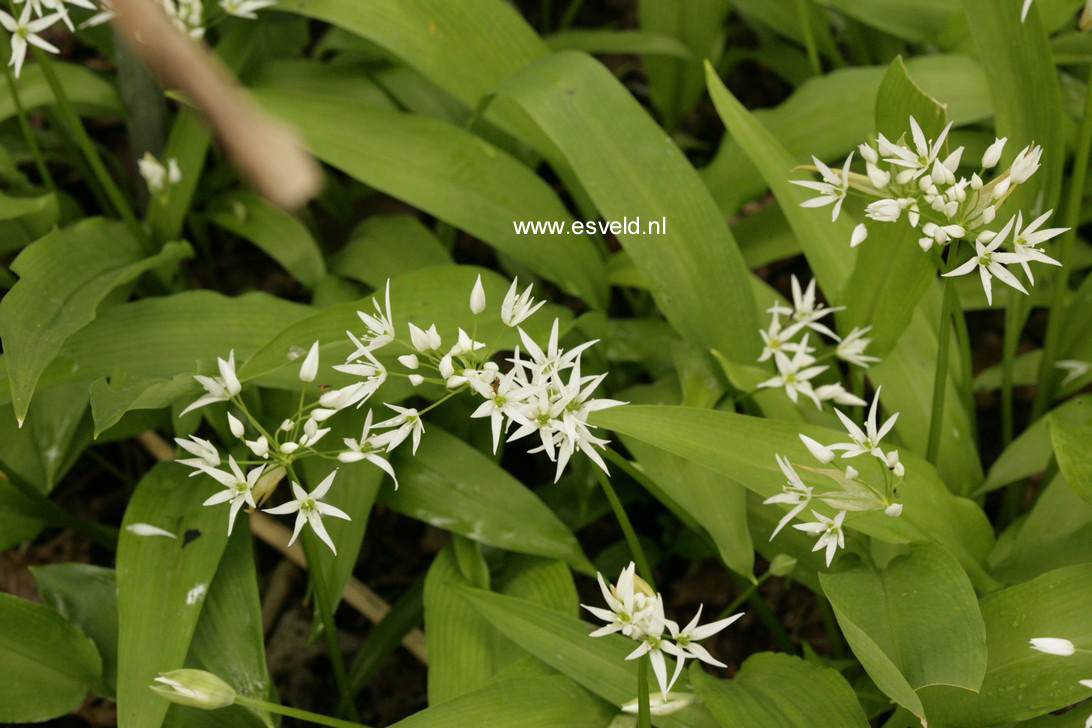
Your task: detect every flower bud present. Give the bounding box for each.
[851,223,868,248]
[398,354,420,370]
[151,670,236,710]
[227,413,245,439]
[884,503,903,517]
[438,355,455,380]
[408,374,424,386]
[1029,637,1076,656]
[981,136,1007,169]
[992,177,1011,200]
[298,341,320,383]
[408,323,434,352]
[246,435,269,458]
[858,143,878,165]
[799,434,836,463]
[469,274,486,314]
[621,692,696,716]
[768,553,798,577]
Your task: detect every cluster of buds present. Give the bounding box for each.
[766,389,904,566]
[174,275,620,551]
[0,0,275,80]
[793,115,1065,305]
[756,275,878,409]
[583,562,743,704]
[137,152,182,203]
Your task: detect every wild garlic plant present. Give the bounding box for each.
[175,276,622,553]
[765,389,904,566]
[756,275,878,409]
[0,0,275,79]
[793,115,1065,305]
[583,562,743,708]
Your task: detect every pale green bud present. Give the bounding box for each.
[151,669,236,710]
[769,554,798,577]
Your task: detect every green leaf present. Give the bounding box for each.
[818,0,960,44]
[273,0,547,109]
[331,214,452,288]
[592,405,998,588]
[32,564,119,695]
[0,191,57,222]
[920,564,1092,725]
[705,60,856,300]
[457,586,719,728]
[207,191,327,289]
[0,219,193,422]
[692,652,869,728]
[0,62,121,123]
[116,463,232,728]
[383,426,592,572]
[819,544,987,720]
[0,593,102,723]
[0,381,92,492]
[960,0,1065,211]
[1050,416,1092,506]
[392,676,615,728]
[982,396,1092,493]
[251,85,606,307]
[545,30,694,59]
[494,51,760,362]
[0,477,47,548]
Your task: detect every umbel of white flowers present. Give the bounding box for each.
[172,275,621,552]
[792,115,1066,305]
[756,275,879,409]
[583,562,743,705]
[766,388,905,566]
[0,0,275,79]
[1028,637,1092,728]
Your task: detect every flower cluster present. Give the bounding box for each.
[583,562,743,704]
[765,389,904,566]
[1028,638,1092,727]
[174,275,620,551]
[0,0,275,79]
[756,275,877,409]
[138,152,181,202]
[792,115,1065,305]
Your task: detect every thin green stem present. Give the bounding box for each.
[718,571,771,620]
[729,571,797,653]
[235,695,372,728]
[794,0,822,76]
[1000,291,1024,446]
[1032,64,1092,418]
[32,48,145,246]
[926,244,962,463]
[636,658,651,728]
[594,467,655,591]
[3,64,54,190]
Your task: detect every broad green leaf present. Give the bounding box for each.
[32,564,119,694]
[168,523,273,728]
[0,218,192,422]
[639,0,731,127]
[331,215,452,288]
[705,61,856,300]
[273,0,547,108]
[0,593,102,723]
[493,51,760,362]
[392,676,615,728]
[819,544,987,720]
[207,191,327,289]
[840,57,945,356]
[0,191,56,222]
[0,62,121,123]
[960,0,1064,211]
[701,55,991,216]
[0,477,46,548]
[383,426,592,572]
[252,86,606,306]
[0,381,92,492]
[817,0,960,44]
[920,564,1092,725]
[1050,416,1092,505]
[692,652,869,728]
[982,396,1092,493]
[116,463,231,728]
[545,30,693,59]
[593,405,997,588]
[457,586,719,728]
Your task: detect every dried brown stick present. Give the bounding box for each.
[110,0,322,210]
[137,430,428,664]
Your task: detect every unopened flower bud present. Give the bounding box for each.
[799,434,835,463]
[992,177,1011,200]
[151,670,236,710]
[469,274,486,314]
[438,355,455,380]
[298,341,320,383]
[884,503,903,517]
[768,553,798,577]
[227,413,245,439]
[982,137,1007,169]
[851,223,868,248]
[398,354,419,370]
[408,374,424,386]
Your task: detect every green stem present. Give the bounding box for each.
[1032,64,1092,418]
[32,48,145,246]
[300,533,359,722]
[3,64,54,190]
[718,571,771,620]
[637,658,651,728]
[3,471,118,550]
[794,0,822,76]
[1000,291,1024,446]
[926,244,961,463]
[235,695,372,728]
[594,467,655,591]
[729,572,796,654]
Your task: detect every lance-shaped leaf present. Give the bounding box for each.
[1050,416,1092,506]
